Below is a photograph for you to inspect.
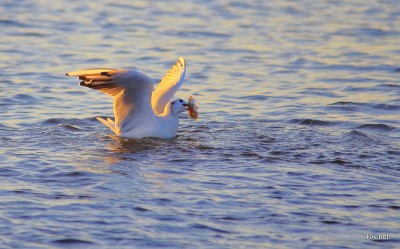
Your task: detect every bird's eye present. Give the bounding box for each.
[179,99,183,103]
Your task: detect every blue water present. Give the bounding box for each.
[1,0,399,248]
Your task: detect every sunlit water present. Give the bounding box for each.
[1,0,399,248]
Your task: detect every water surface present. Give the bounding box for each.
[1,0,399,248]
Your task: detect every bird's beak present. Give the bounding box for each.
[182,103,189,110]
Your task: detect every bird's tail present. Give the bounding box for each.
[96,117,117,134]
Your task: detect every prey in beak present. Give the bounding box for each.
[187,96,199,120]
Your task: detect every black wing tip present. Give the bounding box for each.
[80,80,115,89]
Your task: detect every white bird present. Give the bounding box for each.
[66,57,190,139]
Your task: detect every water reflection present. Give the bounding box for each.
[107,136,174,153]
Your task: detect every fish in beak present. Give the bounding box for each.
[187,96,199,120]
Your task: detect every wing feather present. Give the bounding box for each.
[66,68,119,77]
[151,57,186,115]
[66,68,155,135]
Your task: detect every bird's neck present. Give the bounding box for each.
[160,102,180,118]
[157,108,180,135]
[163,102,172,115]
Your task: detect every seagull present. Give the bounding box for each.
[66,57,190,139]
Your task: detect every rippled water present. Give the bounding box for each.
[1,0,399,248]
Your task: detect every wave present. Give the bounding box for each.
[238,95,269,101]
[344,130,373,141]
[329,101,363,106]
[0,94,41,106]
[52,239,94,245]
[354,123,397,132]
[39,118,99,132]
[329,101,400,112]
[373,104,400,111]
[289,119,335,126]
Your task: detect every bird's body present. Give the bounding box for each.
[66,57,189,139]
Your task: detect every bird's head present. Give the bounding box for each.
[170,98,188,116]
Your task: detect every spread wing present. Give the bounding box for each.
[151,57,186,115]
[66,68,155,135]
